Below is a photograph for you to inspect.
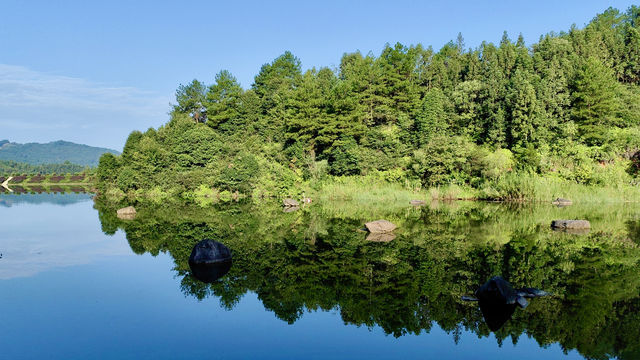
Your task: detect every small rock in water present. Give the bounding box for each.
[283,198,299,207]
[116,206,136,220]
[364,220,397,233]
[551,220,590,230]
[366,232,396,242]
[552,198,572,206]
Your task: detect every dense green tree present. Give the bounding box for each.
[414,88,448,146]
[253,51,303,141]
[571,57,621,145]
[206,70,244,132]
[507,69,541,147]
[174,79,208,123]
[328,136,360,176]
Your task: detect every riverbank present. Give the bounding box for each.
[97,173,640,208]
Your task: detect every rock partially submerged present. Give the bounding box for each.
[364,220,397,233]
[551,220,590,230]
[116,206,136,220]
[366,232,396,242]
[189,239,232,265]
[552,198,572,206]
[188,240,233,283]
[410,200,426,206]
[462,276,550,331]
[283,198,299,207]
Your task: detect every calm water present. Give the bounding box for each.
[1,194,639,359]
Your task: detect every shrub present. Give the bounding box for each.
[479,148,514,180]
[410,136,474,186]
[215,152,259,193]
[328,136,360,176]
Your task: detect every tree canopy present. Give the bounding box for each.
[99,6,640,200]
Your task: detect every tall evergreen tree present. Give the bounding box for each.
[571,57,620,145]
[206,70,244,132]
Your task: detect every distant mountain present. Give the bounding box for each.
[0,140,119,167]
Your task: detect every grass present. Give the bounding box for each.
[477,174,640,203]
[313,176,424,203]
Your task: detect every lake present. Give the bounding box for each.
[1,193,639,359]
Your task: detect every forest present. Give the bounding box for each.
[0,160,88,175]
[98,6,640,204]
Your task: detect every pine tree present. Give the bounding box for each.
[206,70,244,132]
[571,57,620,145]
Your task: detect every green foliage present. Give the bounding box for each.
[0,160,87,175]
[411,136,474,186]
[174,79,207,123]
[571,57,621,145]
[479,148,514,180]
[513,144,542,173]
[214,152,259,193]
[328,136,360,176]
[206,70,244,132]
[96,6,640,201]
[96,153,119,186]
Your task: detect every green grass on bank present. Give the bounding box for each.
[311,174,639,206]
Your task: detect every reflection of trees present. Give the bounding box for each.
[96,200,640,359]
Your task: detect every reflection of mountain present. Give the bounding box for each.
[0,193,93,207]
[96,200,640,360]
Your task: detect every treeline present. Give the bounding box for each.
[98,6,640,202]
[0,160,88,175]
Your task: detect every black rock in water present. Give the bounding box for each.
[475,276,520,305]
[189,239,232,265]
[188,240,232,283]
[479,299,517,332]
[189,261,232,283]
[471,276,550,331]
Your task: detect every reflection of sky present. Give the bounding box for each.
[0,193,93,207]
[0,196,587,359]
[0,253,585,359]
[0,199,131,279]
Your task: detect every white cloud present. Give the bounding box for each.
[0,64,171,149]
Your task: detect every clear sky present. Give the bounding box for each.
[1,0,638,150]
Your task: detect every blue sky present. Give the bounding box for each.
[1,0,638,150]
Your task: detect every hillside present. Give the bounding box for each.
[97,6,640,203]
[0,140,119,167]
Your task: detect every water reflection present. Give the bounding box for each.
[95,200,640,359]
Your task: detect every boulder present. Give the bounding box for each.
[551,220,590,230]
[365,220,397,233]
[116,206,136,220]
[410,200,426,206]
[366,232,396,242]
[188,240,232,283]
[469,276,550,331]
[189,260,232,283]
[283,198,299,207]
[552,198,572,206]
